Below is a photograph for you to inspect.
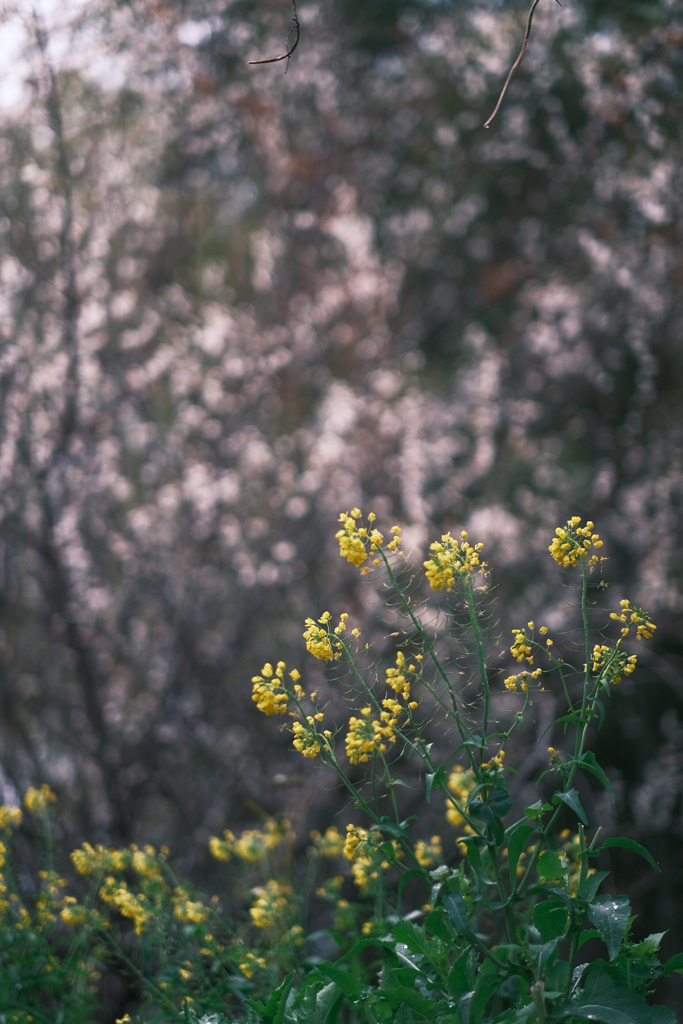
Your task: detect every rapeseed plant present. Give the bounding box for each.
[0,512,678,1023]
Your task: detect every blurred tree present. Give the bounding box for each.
[0,10,681,995]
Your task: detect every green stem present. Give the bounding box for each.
[379,550,477,771]
[465,578,490,745]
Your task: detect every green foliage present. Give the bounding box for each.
[1,514,680,1021]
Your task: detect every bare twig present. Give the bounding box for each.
[248,0,300,67]
[484,0,561,129]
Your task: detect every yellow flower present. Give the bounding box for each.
[609,599,656,640]
[510,627,536,664]
[549,517,603,568]
[173,888,210,924]
[209,820,292,864]
[336,510,386,569]
[445,766,476,828]
[251,661,292,716]
[24,784,57,815]
[415,835,443,868]
[249,880,296,930]
[303,613,349,661]
[309,826,345,859]
[345,706,398,764]
[292,719,321,758]
[0,805,22,829]
[424,530,485,591]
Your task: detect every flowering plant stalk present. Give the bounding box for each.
[246,511,682,1024]
[1,514,681,1023]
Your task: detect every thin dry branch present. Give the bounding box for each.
[484,0,561,129]
[248,0,300,67]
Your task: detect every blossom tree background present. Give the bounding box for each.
[0,0,682,977]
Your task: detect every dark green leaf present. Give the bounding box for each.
[594,837,660,873]
[426,765,447,803]
[314,964,363,1000]
[533,898,569,942]
[443,892,476,942]
[554,786,588,825]
[588,896,631,961]
[506,822,535,887]
[578,752,615,798]
[565,968,676,1023]
[577,869,609,902]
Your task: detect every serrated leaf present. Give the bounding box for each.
[588,896,631,960]
[565,969,676,1023]
[443,892,476,942]
[392,919,430,958]
[259,971,295,1024]
[555,786,588,825]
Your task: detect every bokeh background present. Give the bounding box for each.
[1,0,682,1006]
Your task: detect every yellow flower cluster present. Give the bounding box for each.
[385,649,422,701]
[98,877,151,936]
[510,629,534,665]
[610,599,656,640]
[445,765,476,830]
[503,668,542,692]
[209,819,292,864]
[423,531,484,591]
[309,826,345,858]
[345,705,398,764]
[238,951,267,978]
[251,661,300,716]
[24,784,57,815]
[342,825,402,892]
[249,879,296,930]
[415,835,443,868]
[292,719,323,758]
[0,805,22,830]
[336,509,402,573]
[71,841,167,879]
[303,611,353,661]
[172,886,210,925]
[591,644,637,684]
[549,517,603,568]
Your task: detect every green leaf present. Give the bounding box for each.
[425,907,453,944]
[426,765,447,803]
[588,896,631,961]
[525,800,552,821]
[398,868,429,912]
[447,948,478,997]
[577,751,615,798]
[536,849,567,883]
[506,822,535,887]
[661,952,683,976]
[533,897,569,942]
[392,919,431,959]
[594,836,660,873]
[256,971,295,1024]
[565,969,676,1023]
[554,787,588,825]
[577,869,609,902]
[314,964,363,1000]
[443,892,476,942]
[314,981,344,1024]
